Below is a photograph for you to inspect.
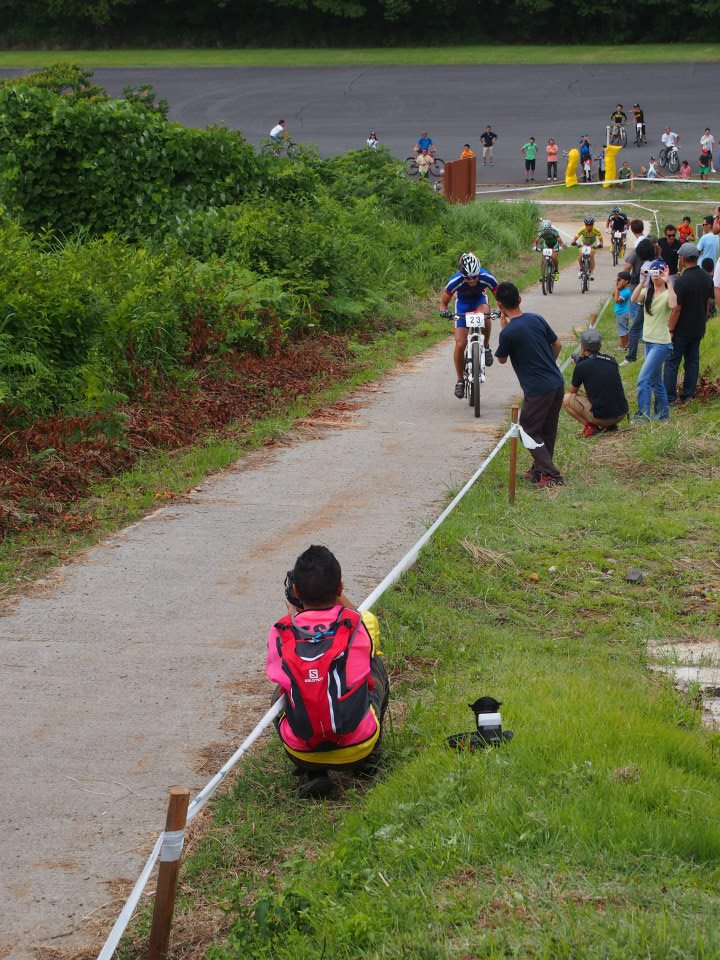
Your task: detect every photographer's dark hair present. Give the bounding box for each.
[495,281,520,309]
[292,545,341,607]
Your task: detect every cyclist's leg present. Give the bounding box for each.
[589,250,596,274]
[453,321,468,380]
[552,250,559,272]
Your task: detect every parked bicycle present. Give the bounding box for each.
[458,310,491,417]
[659,144,680,174]
[405,152,445,180]
[261,136,302,159]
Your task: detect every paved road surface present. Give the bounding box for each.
[0,247,619,958]
[1,64,718,184]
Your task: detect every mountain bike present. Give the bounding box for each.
[610,123,627,147]
[261,136,302,159]
[462,310,488,418]
[610,230,625,266]
[405,152,445,180]
[659,144,680,174]
[634,122,645,147]
[537,246,557,295]
[574,243,593,294]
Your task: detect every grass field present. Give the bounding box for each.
[0,44,719,69]
[118,317,720,960]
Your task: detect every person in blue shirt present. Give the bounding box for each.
[414,131,434,156]
[438,253,497,398]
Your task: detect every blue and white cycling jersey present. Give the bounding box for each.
[444,269,498,317]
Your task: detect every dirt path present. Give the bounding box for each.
[0,251,617,959]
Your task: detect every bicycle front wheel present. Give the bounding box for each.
[547,259,555,294]
[286,140,302,159]
[612,240,619,267]
[405,157,420,177]
[667,151,680,174]
[541,259,548,295]
[659,148,668,168]
[472,341,481,418]
[619,126,627,147]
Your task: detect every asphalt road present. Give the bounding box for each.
[1,63,718,183]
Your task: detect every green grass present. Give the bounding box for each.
[0,44,719,68]
[117,303,720,959]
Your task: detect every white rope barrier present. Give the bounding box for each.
[96,417,526,959]
[476,177,720,197]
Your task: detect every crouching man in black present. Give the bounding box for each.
[266,545,389,798]
[563,328,629,437]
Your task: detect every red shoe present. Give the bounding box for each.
[533,474,564,489]
[579,421,600,438]
[520,469,536,480]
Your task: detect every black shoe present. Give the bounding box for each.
[298,771,333,799]
[484,347,494,367]
[454,380,465,398]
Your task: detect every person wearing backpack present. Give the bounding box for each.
[266,545,389,798]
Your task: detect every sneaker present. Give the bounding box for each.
[630,412,650,424]
[590,275,595,281]
[489,161,494,166]
[547,176,552,181]
[520,469,537,480]
[533,474,564,488]
[298,771,333,799]
[484,347,494,367]
[579,421,599,438]
[619,358,635,366]
[578,271,584,278]
[454,380,465,399]
[554,271,559,280]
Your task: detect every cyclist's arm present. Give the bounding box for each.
[439,290,453,311]
[551,338,562,359]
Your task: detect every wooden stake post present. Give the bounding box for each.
[508,405,519,504]
[149,787,190,960]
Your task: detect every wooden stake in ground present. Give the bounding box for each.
[508,405,519,504]
[149,787,190,960]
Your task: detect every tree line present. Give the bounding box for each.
[1,0,718,45]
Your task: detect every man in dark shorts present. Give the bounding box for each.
[665,242,714,403]
[563,329,628,437]
[494,281,564,488]
[522,138,537,182]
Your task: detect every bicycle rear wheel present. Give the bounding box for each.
[430,157,445,178]
[261,140,278,157]
[659,148,668,168]
[667,151,679,174]
[472,341,481,418]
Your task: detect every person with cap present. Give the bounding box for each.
[620,237,658,366]
[630,259,675,422]
[697,216,719,267]
[613,270,633,352]
[494,282,565,488]
[664,242,715,404]
[563,329,629,437]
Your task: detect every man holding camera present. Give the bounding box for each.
[563,329,628,437]
[266,545,389,798]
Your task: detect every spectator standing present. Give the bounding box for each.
[714,254,720,311]
[630,260,675,423]
[697,216,719,266]
[563,328,628,436]
[522,137,537,182]
[480,126,498,165]
[613,270,633,351]
[712,205,720,235]
[546,138,559,180]
[699,149,712,186]
[621,237,659,366]
[494,282,565,488]
[658,225,681,275]
[597,145,607,183]
[460,144,475,159]
[664,243,714,404]
[630,218,647,248]
[700,128,716,173]
[367,131,378,149]
[579,134,592,165]
[701,258,716,318]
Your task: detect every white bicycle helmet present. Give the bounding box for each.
[459,252,481,278]
[541,219,552,230]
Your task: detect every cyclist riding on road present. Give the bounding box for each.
[534,219,562,280]
[632,104,646,142]
[606,206,629,253]
[661,128,680,149]
[571,216,604,280]
[438,253,497,399]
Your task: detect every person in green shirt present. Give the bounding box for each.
[522,137,538,182]
[534,219,563,279]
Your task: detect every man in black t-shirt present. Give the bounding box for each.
[480,126,498,165]
[664,242,714,402]
[658,224,681,275]
[563,329,628,437]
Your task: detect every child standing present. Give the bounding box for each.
[613,271,633,352]
[677,216,696,243]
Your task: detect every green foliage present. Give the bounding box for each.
[0,67,538,419]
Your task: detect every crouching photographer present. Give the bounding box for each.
[563,328,629,437]
[266,545,389,799]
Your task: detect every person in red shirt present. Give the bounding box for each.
[677,216,696,243]
[266,545,389,797]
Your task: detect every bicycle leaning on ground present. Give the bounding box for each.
[261,136,302,159]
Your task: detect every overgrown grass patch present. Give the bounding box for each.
[116,315,720,959]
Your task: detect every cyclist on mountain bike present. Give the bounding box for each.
[571,216,604,280]
[439,253,497,398]
[534,219,562,280]
[606,206,629,252]
[661,128,680,149]
[632,105,646,143]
